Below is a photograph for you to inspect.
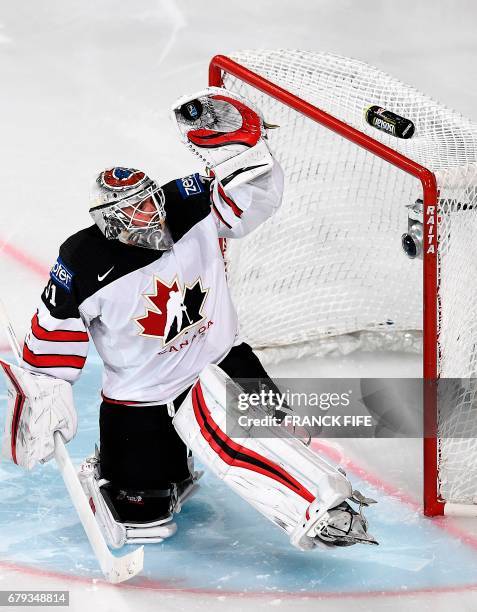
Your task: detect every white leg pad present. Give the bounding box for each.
[173,365,353,550]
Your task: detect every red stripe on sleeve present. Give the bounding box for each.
[210,190,233,229]
[31,312,89,343]
[218,237,227,259]
[23,344,86,369]
[218,184,243,218]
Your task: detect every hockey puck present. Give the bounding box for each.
[180,99,203,122]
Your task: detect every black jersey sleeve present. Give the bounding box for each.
[162,174,212,242]
[22,236,90,383]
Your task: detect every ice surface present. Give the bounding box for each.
[2,351,477,606]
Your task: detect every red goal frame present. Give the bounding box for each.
[208,54,442,516]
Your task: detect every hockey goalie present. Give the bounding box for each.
[1,88,377,553]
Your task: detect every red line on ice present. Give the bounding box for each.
[311,439,477,551]
[2,558,477,600]
[0,238,49,279]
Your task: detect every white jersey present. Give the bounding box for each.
[22,162,284,405]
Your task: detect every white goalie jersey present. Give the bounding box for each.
[21,162,284,405]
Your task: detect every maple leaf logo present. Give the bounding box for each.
[134,276,208,347]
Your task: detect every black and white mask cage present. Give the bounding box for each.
[89,167,173,251]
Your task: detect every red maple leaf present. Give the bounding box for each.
[135,277,180,338]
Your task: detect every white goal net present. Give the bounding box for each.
[216,50,477,510]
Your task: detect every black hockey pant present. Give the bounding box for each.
[99,342,277,491]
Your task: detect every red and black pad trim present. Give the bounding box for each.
[22,344,86,370]
[0,361,25,465]
[210,190,232,229]
[217,184,243,218]
[192,381,315,503]
[187,95,262,149]
[31,312,89,343]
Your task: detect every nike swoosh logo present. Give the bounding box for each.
[98,266,114,282]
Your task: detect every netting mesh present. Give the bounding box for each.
[219,50,477,506]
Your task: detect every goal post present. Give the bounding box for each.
[208,50,477,517]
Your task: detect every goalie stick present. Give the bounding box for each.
[0,298,144,584]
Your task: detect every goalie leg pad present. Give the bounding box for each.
[78,453,177,549]
[173,365,377,550]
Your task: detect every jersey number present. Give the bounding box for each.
[44,280,57,307]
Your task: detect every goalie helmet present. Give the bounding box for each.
[89,167,173,251]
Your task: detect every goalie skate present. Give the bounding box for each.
[79,451,177,548]
[292,490,378,550]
